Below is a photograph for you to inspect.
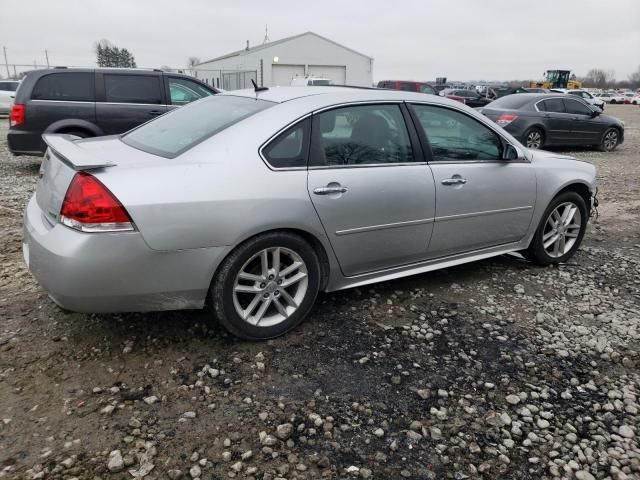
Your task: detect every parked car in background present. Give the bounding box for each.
[630,94,640,105]
[441,89,492,108]
[8,68,218,156]
[599,92,627,104]
[566,89,605,110]
[524,87,551,93]
[0,80,20,114]
[377,80,436,95]
[23,86,597,339]
[291,76,334,86]
[480,93,624,151]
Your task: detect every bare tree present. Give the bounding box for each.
[628,65,640,89]
[581,69,616,89]
[187,57,201,75]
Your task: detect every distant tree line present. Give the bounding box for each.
[94,39,137,68]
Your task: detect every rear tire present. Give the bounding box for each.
[523,127,544,150]
[523,191,588,266]
[210,232,321,340]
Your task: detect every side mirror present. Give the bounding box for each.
[504,144,520,160]
[590,110,600,118]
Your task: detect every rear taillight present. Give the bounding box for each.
[10,103,25,127]
[60,172,134,232]
[496,114,519,127]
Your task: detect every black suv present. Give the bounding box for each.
[8,68,218,156]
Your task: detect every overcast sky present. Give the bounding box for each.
[1,0,638,81]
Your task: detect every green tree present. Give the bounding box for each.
[94,40,137,68]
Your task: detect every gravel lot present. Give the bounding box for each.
[1,105,639,480]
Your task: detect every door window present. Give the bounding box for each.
[262,118,310,168]
[104,74,162,104]
[411,104,502,161]
[563,98,592,115]
[399,82,416,91]
[311,104,414,166]
[168,77,213,105]
[539,98,565,113]
[31,73,94,101]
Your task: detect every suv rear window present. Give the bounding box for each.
[32,73,94,101]
[122,95,274,158]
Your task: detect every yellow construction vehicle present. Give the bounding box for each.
[530,70,582,90]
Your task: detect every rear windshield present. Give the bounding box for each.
[122,95,274,158]
[487,95,532,110]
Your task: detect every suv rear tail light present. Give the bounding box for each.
[10,103,25,127]
[496,114,519,127]
[60,172,134,232]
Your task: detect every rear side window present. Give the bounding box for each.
[32,73,94,101]
[486,95,532,110]
[311,104,414,166]
[539,98,565,113]
[399,82,416,91]
[105,74,162,104]
[262,118,310,169]
[0,81,19,92]
[123,95,274,158]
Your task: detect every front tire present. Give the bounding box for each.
[210,232,321,340]
[599,128,619,152]
[524,192,588,266]
[523,127,544,150]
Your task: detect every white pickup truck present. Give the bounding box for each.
[0,80,20,114]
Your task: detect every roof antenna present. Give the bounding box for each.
[263,24,270,44]
[251,78,268,93]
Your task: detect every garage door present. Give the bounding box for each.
[271,64,305,86]
[308,65,346,85]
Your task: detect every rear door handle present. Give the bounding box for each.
[148,110,163,116]
[441,178,467,185]
[314,185,348,195]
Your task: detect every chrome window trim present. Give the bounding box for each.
[308,161,428,171]
[30,99,169,107]
[31,99,95,104]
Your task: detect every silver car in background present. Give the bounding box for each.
[23,87,597,339]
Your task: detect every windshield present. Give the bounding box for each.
[310,79,332,86]
[122,95,274,158]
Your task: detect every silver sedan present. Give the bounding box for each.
[23,87,597,339]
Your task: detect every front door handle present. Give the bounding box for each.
[314,185,348,195]
[441,177,467,185]
[148,110,163,116]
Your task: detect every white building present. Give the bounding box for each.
[195,31,373,89]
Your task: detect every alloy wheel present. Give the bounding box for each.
[526,130,542,149]
[603,130,618,151]
[542,202,582,258]
[232,247,308,327]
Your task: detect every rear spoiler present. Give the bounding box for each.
[42,134,117,170]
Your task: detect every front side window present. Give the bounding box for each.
[104,74,162,104]
[563,98,592,115]
[32,73,94,101]
[419,84,435,95]
[123,95,274,158]
[262,118,310,168]
[311,104,414,166]
[411,104,502,162]
[168,77,213,105]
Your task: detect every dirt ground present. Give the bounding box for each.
[0,105,639,480]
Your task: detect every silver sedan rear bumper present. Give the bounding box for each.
[23,195,228,313]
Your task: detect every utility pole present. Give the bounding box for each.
[3,46,9,78]
[45,49,50,68]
